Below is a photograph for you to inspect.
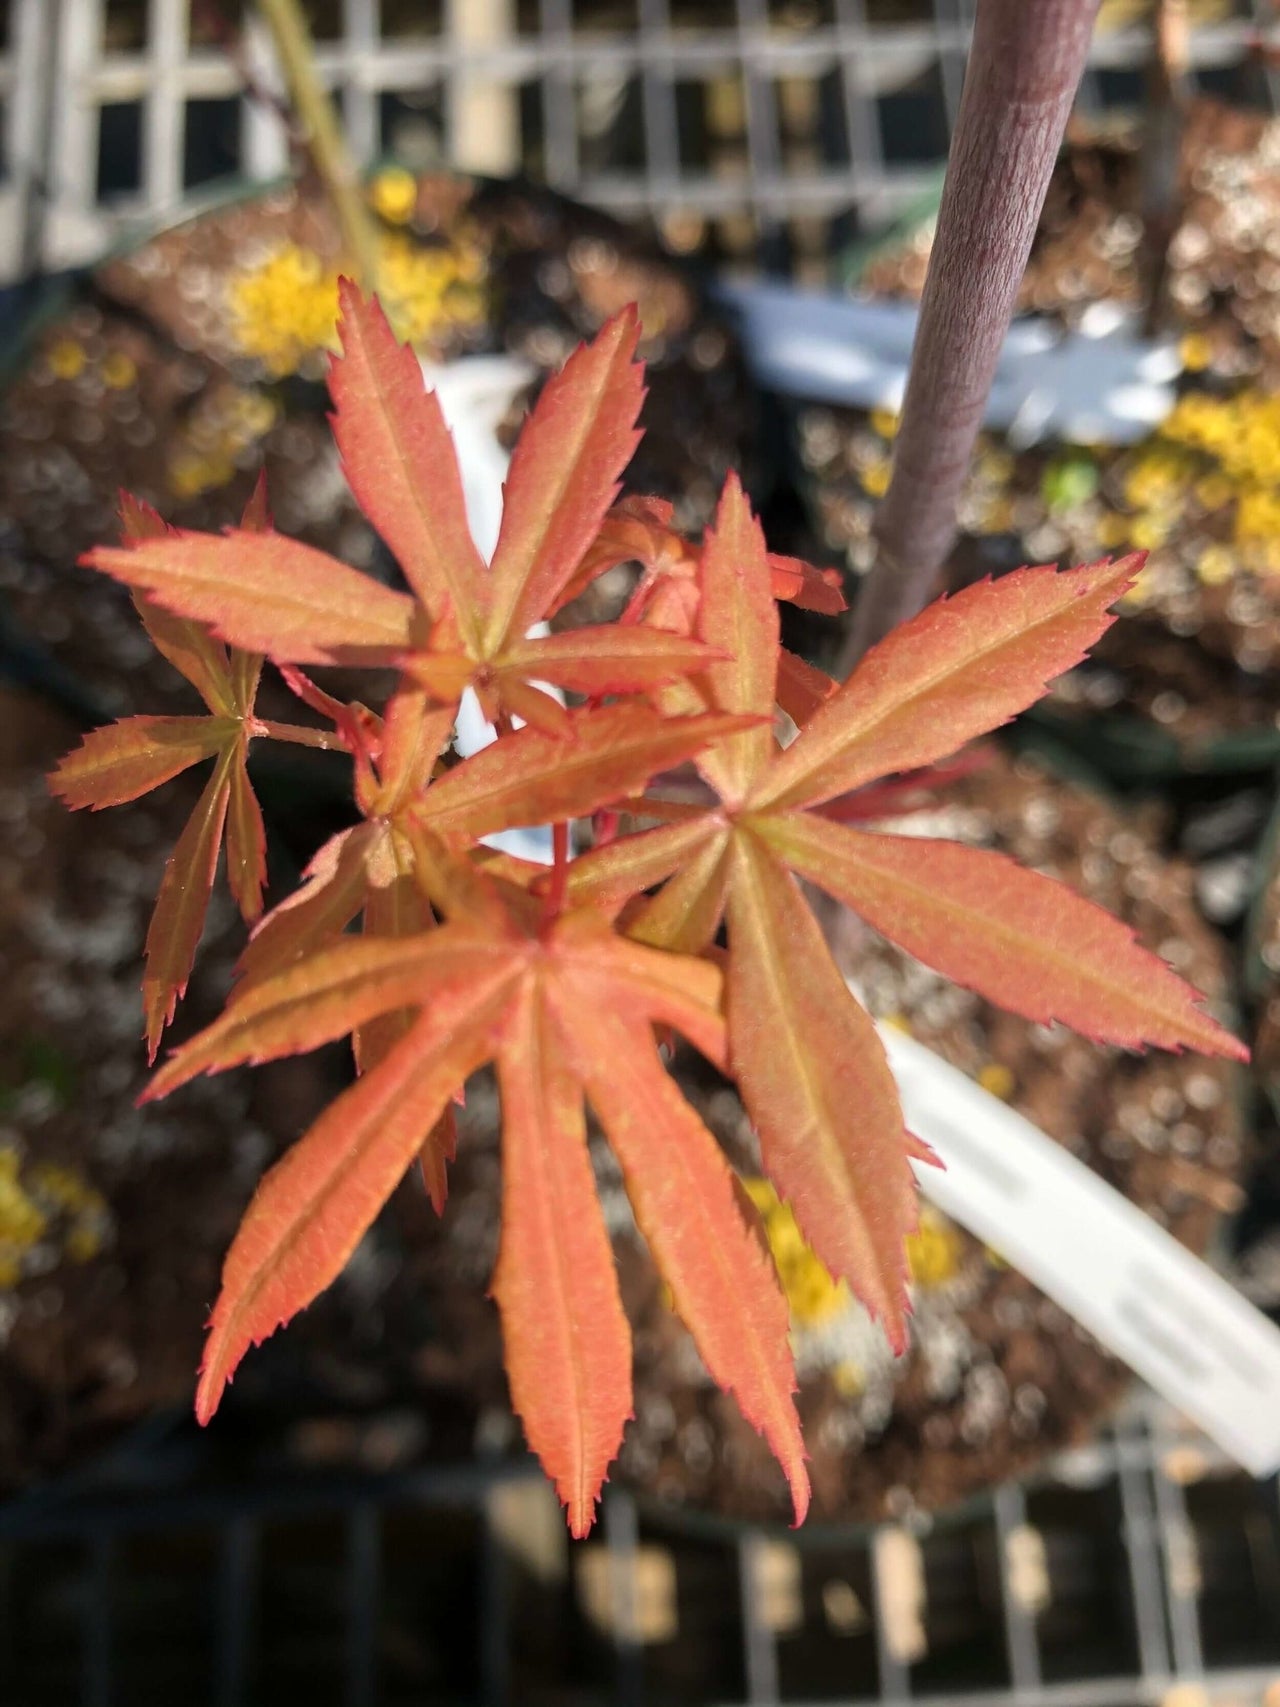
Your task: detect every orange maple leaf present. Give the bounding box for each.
[50,483,325,1056]
[147,855,809,1537]
[83,290,727,736]
[60,284,1248,1541]
[565,478,1247,1350]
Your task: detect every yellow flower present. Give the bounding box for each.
[977,1061,1015,1101]
[369,166,418,225]
[47,338,85,381]
[860,458,892,499]
[166,386,280,501]
[226,228,490,377]
[744,1178,963,1325]
[1129,513,1172,552]
[1196,544,1236,586]
[869,407,900,441]
[1095,511,1133,550]
[0,1148,109,1289]
[1178,331,1214,373]
[744,1177,849,1327]
[1235,487,1280,545]
[0,1147,48,1262]
[904,1207,963,1290]
[101,350,138,390]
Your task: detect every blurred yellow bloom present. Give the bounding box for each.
[369,166,418,225]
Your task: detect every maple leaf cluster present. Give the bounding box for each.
[51,283,1246,1536]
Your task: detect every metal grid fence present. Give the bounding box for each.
[0,1,1275,284]
[3,1390,1279,1706]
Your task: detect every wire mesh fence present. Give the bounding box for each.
[0,1,1274,285]
[3,1391,1278,1706]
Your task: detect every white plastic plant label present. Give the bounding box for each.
[717,281,1181,447]
[878,1021,1280,1477]
[420,353,557,864]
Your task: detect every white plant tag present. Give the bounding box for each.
[420,353,556,865]
[878,1022,1280,1477]
[717,282,1180,447]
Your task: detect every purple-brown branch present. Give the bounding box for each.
[1138,0,1190,336]
[839,0,1101,672]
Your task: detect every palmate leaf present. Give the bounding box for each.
[87,294,725,742]
[60,282,1250,1543]
[149,886,808,1534]
[52,486,279,1057]
[568,483,1246,1349]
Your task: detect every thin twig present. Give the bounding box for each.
[254,0,381,289]
[838,0,1102,674]
[193,0,301,150]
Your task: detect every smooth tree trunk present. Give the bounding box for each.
[839,0,1102,673]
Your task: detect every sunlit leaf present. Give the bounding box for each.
[235,824,378,990]
[142,748,235,1061]
[120,492,236,713]
[149,926,519,1097]
[563,995,808,1525]
[686,472,778,800]
[329,281,489,638]
[85,531,416,665]
[497,625,725,696]
[754,556,1142,813]
[195,991,503,1423]
[416,704,760,843]
[765,815,1248,1059]
[725,831,917,1352]
[486,308,645,645]
[494,987,632,1538]
[49,715,233,809]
